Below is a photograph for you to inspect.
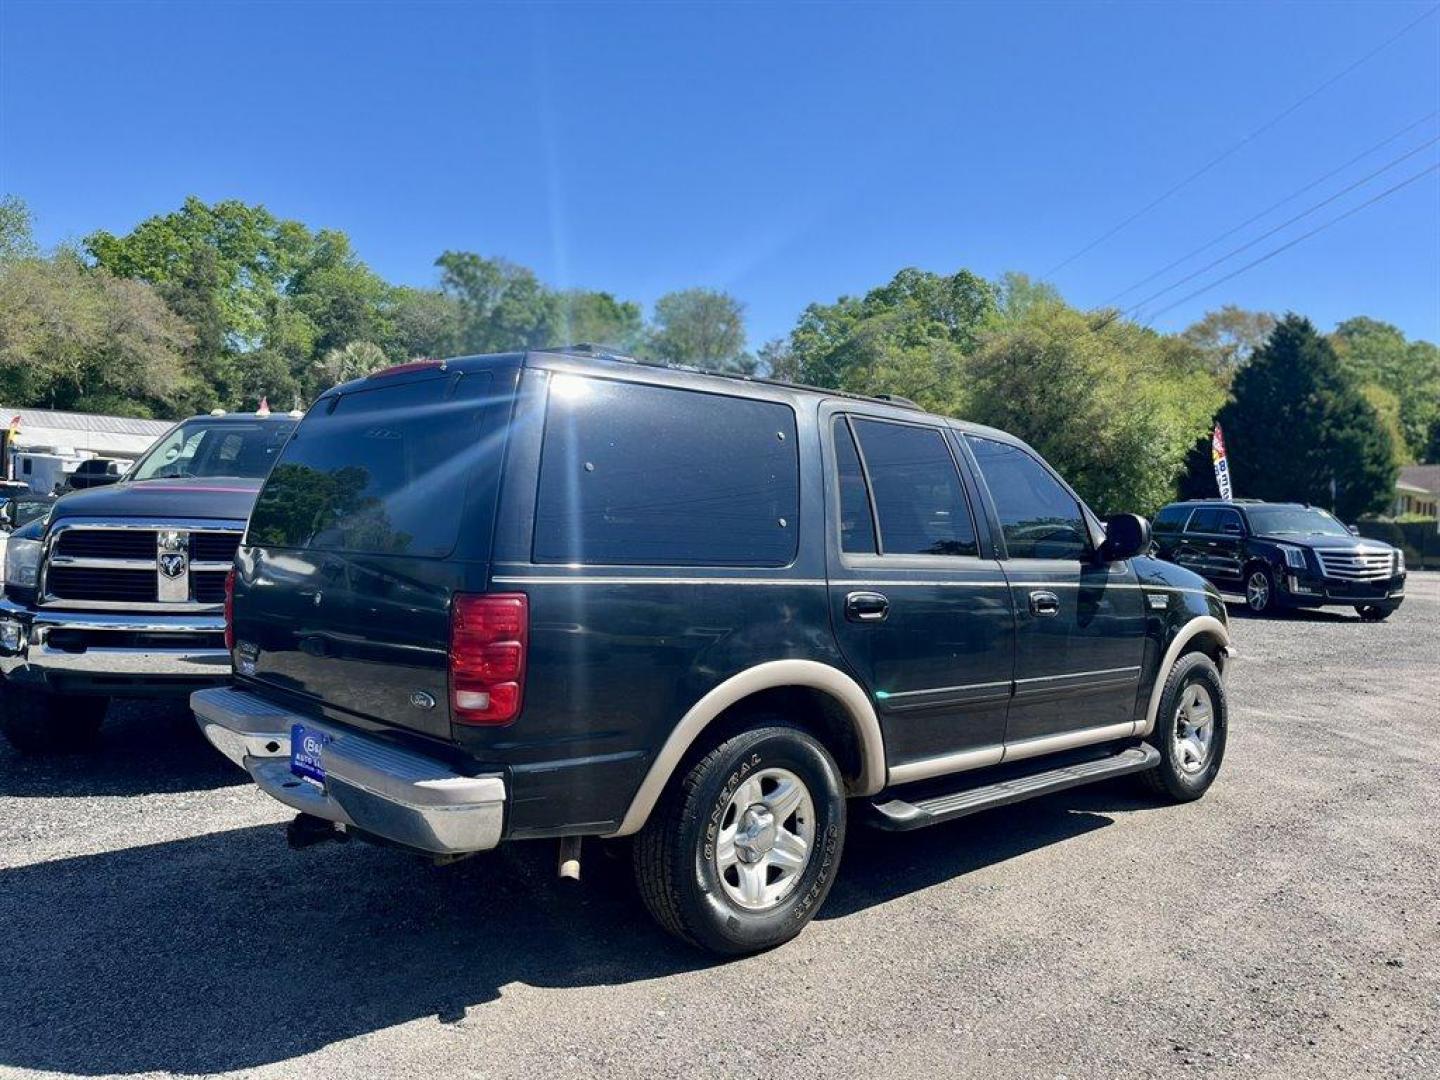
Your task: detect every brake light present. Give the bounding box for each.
[450,593,528,725]
[223,568,236,651]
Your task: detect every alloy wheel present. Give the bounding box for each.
[1173,683,1217,775]
[714,767,816,911]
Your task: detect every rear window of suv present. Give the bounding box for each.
[247,372,493,557]
[533,375,799,566]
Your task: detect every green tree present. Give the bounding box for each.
[1332,317,1440,459]
[435,251,555,353]
[647,288,751,372]
[0,251,197,415]
[0,195,38,264]
[1190,315,1396,520]
[553,289,644,351]
[386,286,462,360]
[785,268,997,409]
[968,299,1222,515]
[315,341,389,387]
[1180,306,1277,374]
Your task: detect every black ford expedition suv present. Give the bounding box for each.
[1152,499,1405,620]
[0,411,296,752]
[193,350,1234,954]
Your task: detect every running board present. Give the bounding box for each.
[867,744,1161,831]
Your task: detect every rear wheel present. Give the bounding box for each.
[0,688,108,754]
[1354,604,1395,622]
[633,722,846,955]
[1140,652,1227,802]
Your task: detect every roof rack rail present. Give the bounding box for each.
[537,344,930,414]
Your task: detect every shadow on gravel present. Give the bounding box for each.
[0,701,246,798]
[0,779,1152,1076]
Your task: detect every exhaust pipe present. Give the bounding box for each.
[557,835,582,881]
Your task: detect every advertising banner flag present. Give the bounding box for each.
[1211,423,1233,501]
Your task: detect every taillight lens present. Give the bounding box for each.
[450,593,528,725]
[223,568,236,651]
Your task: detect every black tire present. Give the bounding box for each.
[1354,604,1395,622]
[0,688,108,754]
[633,722,846,955]
[1139,652,1227,803]
[1243,564,1276,615]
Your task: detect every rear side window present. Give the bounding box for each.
[533,376,798,566]
[1187,508,1220,533]
[247,372,493,556]
[1152,505,1188,534]
[966,436,1089,560]
[833,419,877,554]
[850,419,977,557]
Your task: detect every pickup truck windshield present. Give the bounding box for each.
[1246,506,1350,537]
[129,420,297,481]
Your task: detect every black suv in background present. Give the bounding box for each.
[1151,499,1405,620]
[193,350,1235,954]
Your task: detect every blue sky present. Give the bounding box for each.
[2,1,1437,347]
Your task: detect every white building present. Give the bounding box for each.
[0,405,172,461]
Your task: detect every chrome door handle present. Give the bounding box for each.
[845,591,890,623]
[1029,590,1060,617]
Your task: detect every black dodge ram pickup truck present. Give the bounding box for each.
[0,411,296,752]
[193,350,1234,954]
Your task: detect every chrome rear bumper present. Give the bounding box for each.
[191,686,506,855]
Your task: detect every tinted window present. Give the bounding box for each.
[1247,505,1350,537]
[1211,508,1243,534]
[966,436,1088,560]
[834,419,877,554]
[1152,505,1189,534]
[247,372,493,556]
[534,376,798,566]
[851,419,976,557]
[1186,512,1221,538]
[130,420,296,481]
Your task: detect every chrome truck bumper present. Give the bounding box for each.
[191,686,506,855]
[0,598,230,685]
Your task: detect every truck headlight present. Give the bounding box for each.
[3,535,43,592]
[1279,545,1307,570]
[1396,549,1405,574]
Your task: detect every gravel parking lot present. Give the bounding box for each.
[1,576,1436,1080]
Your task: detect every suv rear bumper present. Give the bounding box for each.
[0,598,230,694]
[191,686,506,855]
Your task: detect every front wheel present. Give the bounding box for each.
[0,688,109,754]
[1354,604,1395,622]
[1244,566,1276,615]
[1140,652,1227,803]
[633,722,847,955]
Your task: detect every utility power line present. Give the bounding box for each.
[1138,162,1440,324]
[1103,109,1440,305]
[1044,3,1440,278]
[1125,132,1440,319]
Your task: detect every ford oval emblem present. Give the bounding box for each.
[409,690,437,711]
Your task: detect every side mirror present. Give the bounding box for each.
[1100,513,1151,562]
[1347,524,1360,536]
[1223,521,1242,535]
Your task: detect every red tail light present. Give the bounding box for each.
[450,593,528,726]
[223,568,236,651]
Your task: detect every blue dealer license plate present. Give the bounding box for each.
[290,723,331,785]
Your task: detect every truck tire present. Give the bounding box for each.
[1139,652,1227,803]
[1354,604,1395,622]
[633,722,846,955]
[0,688,108,754]
[1243,564,1276,615]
